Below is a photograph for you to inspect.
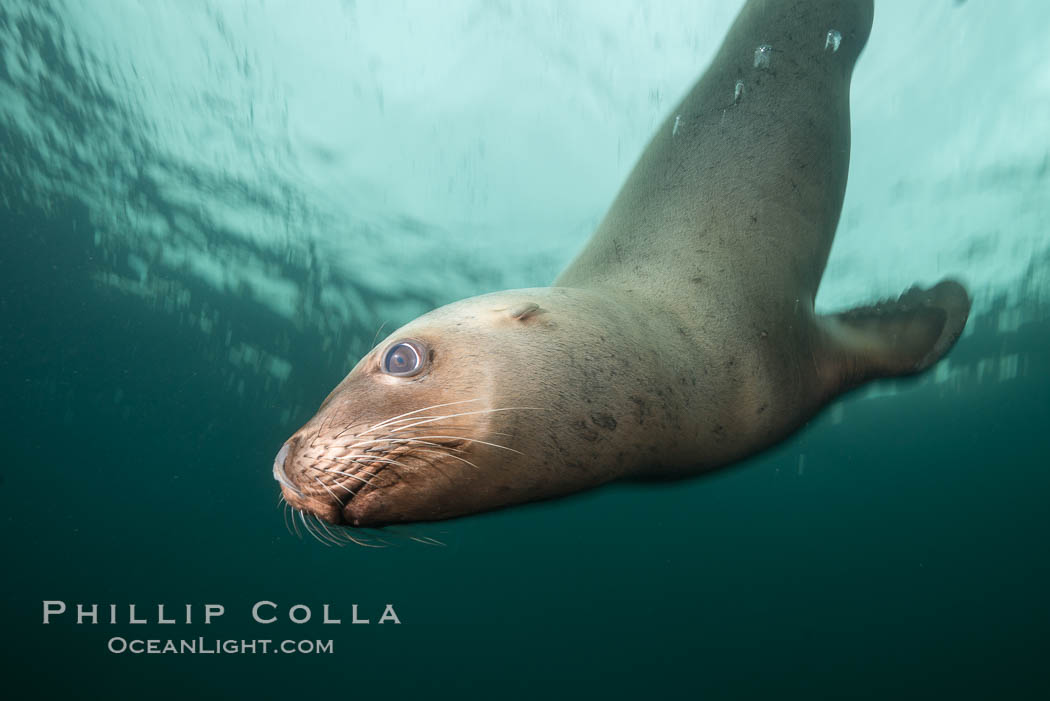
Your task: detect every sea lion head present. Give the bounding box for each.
[273,286,644,530]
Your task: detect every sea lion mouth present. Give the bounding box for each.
[279,459,382,527]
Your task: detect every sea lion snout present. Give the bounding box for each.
[273,390,503,529]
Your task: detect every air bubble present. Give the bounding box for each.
[825,29,842,52]
[753,44,772,70]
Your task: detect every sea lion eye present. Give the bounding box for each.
[382,339,427,377]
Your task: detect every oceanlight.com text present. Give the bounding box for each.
[106,637,334,655]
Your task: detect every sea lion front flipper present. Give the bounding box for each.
[818,279,971,393]
[556,0,874,296]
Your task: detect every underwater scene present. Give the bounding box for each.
[2,0,1048,698]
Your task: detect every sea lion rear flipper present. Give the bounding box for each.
[818,279,971,392]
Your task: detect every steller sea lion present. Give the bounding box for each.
[273,0,970,535]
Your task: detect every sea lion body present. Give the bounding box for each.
[274,0,971,529]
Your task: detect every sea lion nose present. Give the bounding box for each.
[273,441,302,497]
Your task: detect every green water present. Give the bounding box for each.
[2,1,1049,698]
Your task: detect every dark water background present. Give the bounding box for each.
[2,2,1049,698]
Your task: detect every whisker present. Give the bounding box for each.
[313,476,346,508]
[376,426,515,438]
[317,520,343,548]
[331,481,358,496]
[290,509,303,539]
[309,455,411,474]
[379,524,449,548]
[316,427,513,458]
[370,320,388,350]
[283,503,296,538]
[340,529,387,548]
[413,447,480,470]
[332,424,513,438]
[307,516,328,546]
[332,409,365,442]
[350,435,524,455]
[329,437,460,459]
[309,412,336,451]
[385,407,544,433]
[324,430,507,456]
[307,455,396,474]
[301,511,331,547]
[366,531,397,547]
[312,514,345,547]
[306,464,380,487]
[299,511,315,543]
[364,398,482,435]
[318,438,475,467]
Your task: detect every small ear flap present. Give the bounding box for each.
[508,302,541,321]
[819,279,971,393]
